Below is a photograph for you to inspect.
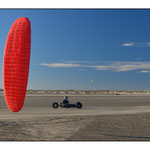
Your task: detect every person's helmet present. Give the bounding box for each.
[64,96,68,99]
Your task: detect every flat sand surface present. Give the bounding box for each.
[1,95,150,141]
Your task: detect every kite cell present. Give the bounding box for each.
[3,17,31,112]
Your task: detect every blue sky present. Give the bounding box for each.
[1,9,150,90]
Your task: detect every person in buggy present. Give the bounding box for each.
[52,96,82,108]
[62,96,69,106]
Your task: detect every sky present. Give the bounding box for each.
[1,9,150,90]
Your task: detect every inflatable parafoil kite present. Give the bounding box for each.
[3,17,31,112]
[92,80,94,84]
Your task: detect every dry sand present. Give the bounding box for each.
[0,95,150,141]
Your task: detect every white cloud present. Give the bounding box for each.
[40,63,82,68]
[122,42,150,47]
[78,68,84,71]
[122,42,135,47]
[91,62,150,72]
[39,61,150,73]
[139,70,150,73]
[66,60,94,64]
[147,43,150,46]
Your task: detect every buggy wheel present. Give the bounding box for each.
[52,102,59,109]
[76,102,82,108]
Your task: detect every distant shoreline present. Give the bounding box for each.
[1,94,150,97]
[23,89,150,96]
[1,89,150,96]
